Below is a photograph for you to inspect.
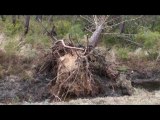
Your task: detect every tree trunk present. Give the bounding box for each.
[24,15,30,35]
[151,16,157,30]
[50,25,57,36]
[1,15,6,21]
[119,16,125,33]
[89,24,103,48]
[119,22,125,33]
[12,15,16,26]
[36,15,42,22]
[48,15,53,22]
[17,15,20,19]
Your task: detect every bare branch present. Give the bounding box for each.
[104,15,143,29]
[55,40,85,51]
[80,15,95,25]
[93,15,98,28]
[68,34,75,46]
[102,15,110,25]
[102,32,136,35]
[104,16,121,25]
[84,27,93,33]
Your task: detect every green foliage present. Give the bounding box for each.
[102,35,117,46]
[29,20,43,35]
[125,22,140,34]
[117,48,129,60]
[54,20,72,38]
[4,38,19,56]
[117,66,128,73]
[101,35,131,48]
[4,20,23,36]
[153,25,160,32]
[147,50,159,60]
[68,24,85,40]
[25,34,51,48]
[25,19,51,48]
[134,30,160,49]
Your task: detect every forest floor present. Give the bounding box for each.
[0,74,160,105]
[1,88,160,105]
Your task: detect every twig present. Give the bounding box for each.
[68,34,76,55]
[84,27,93,33]
[61,70,77,84]
[83,34,89,55]
[68,34,75,46]
[102,33,136,35]
[50,93,61,102]
[86,34,89,50]
[47,72,64,87]
[100,15,109,26]
[80,15,95,26]
[104,16,121,25]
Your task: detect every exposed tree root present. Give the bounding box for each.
[35,39,134,102]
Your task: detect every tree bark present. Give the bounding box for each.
[119,22,125,33]
[48,15,53,22]
[50,25,57,36]
[24,15,30,35]
[89,24,103,48]
[119,16,125,33]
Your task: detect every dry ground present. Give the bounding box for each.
[1,88,160,105]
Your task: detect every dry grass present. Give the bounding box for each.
[52,88,160,105]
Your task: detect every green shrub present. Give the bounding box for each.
[68,24,85,40]
[29,20,44,35]
[55,20,72,38]
[102,35,117,46]
[146,50,159,60]
[4,38,19,56]
[125,21,140,34]
[117,66,128,73]
[25,34,51,48]
[117,48,129,60]
[4,20,23,36]
[101,35,131,48]
[134,30,160,49]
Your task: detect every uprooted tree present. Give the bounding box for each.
[35,15,142,101]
